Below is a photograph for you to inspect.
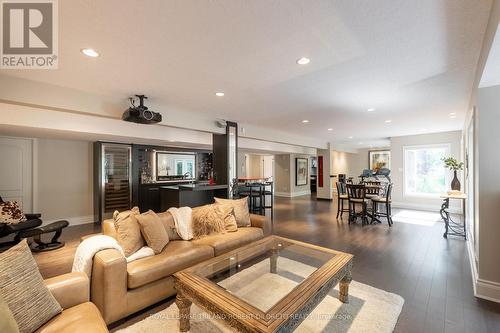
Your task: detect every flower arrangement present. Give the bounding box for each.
[442,157,464,171]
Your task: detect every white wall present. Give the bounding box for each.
[274,154,290,195]
[274,154,312,197]
[36,138,94,225]
[476,85,500,298]
[331,149,369,179]
[390,131,462,212]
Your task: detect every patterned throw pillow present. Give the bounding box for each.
[214,197,251,227]
[0,201,26,225]
[0,240,62,333]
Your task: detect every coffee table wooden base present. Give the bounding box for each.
[339,269,352,303]
[176,290,192,332]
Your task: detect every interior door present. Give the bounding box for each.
[0,137,33,212]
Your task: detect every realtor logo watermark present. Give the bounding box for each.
[1,0,58,69]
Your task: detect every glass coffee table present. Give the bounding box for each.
[173,236,354,332]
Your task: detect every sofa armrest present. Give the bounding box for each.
[250,214,272,236]
[91,249,128,324]
[44,272,89,309]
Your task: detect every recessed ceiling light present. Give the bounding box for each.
[215,92,225,97]
[302,120,309,123]
[348,136,353,139]
[81,48,99,57]
[449,112,456,116]
[358,142,364,145]
[327,128,333,131]
[367,108,376,112]
[296,57,310,65]
[421,128,427,131]
[385,119,392,123]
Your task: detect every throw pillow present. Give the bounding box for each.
[135,210,169,254]
[222,206,238,232]
[157,211,182,240]
[192,204,227,239]
[113,207,144,257]
[214,197,251,227]
[0,240,62,333]
[0,295,20,333]
[0,201,26,225]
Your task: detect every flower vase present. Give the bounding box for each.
[451,170,461,191]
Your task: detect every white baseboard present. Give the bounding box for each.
[275,191,311,198]
[392,201,461,214]
[466,237,500,303]
[42,215,95,226]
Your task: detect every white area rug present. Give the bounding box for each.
[392,209,441,226]
[117,257,404,333]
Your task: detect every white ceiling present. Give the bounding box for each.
[1,0,492,147]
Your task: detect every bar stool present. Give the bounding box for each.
[248,182,264,214]
[261,181,273,218]
[336,182,349,219]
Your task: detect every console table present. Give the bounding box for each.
[440,193,467,239]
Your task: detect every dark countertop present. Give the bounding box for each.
[160,184,228,191]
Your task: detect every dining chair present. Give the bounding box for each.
[346,184,369,225]
[371,183,393,226]
[364,181,381,199]
[335,182,349,219]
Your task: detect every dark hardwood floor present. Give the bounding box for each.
[33,195,500,332]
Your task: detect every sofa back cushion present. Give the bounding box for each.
[0,240,62,333]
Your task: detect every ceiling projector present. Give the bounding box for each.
[122,95,162,124]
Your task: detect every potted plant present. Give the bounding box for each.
[442,157,464,191]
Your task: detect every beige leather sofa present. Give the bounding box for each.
[37,272,108,333]
[92,211,270,324]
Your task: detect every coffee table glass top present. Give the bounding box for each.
[190,237,337,312]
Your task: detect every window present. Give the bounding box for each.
[404,144,450,196]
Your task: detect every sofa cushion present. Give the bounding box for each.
[0,200,26,224]
[113,207,144,257]
[192,204,227,239]
[214,197,251,227]
[35,302,108,333]
[126,241,214,289]
[192,227,264,256]
[136,210,169,254]
[157,212,181,240]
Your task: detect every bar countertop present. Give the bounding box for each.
[160,184,228,191]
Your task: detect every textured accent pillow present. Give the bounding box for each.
[214,197,251,227]
[0,240,62,333]
[113,207,144,257]
[157,211,182,240]
[0,201,26,225]
[136,210,169,254]
[192,204,227,239]
[0,295,20,333]
[222,206,238,232]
